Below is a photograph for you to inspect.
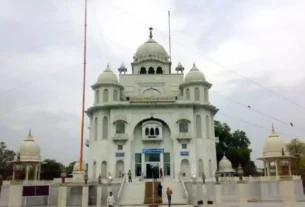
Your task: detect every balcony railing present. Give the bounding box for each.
[112,133,128,144]
[142,135,162,142]
[176,132,192,142]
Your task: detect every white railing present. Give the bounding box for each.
[178,173,189,202]
[117,174,127,204]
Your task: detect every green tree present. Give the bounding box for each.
[215,120,257,176]
[0,142,15,179]
[65,161,76,177]
[287,139,305,176]
[40,159,65,180]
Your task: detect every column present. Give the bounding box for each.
[266,162,270,176]
[96,185,102,207]
[215,182,222,207]
[58,185,68,207]
[8,183,23,207]
[82,185,89,207]
[264,161,267,176]
[141,153,145,178]
[25,165,29,180]
[289,162,292,176]
[275,161,279,177]
[238,181,247,207]
[280,176,296,207]
[38,163,41,180]
[160,152,164,174]
[34,165,38,180]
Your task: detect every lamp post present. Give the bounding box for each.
[61,169,67,184]
[215,170,222,206]
[98,174,102,184]
[237,164,247,207]
[215,170,220,184]
[84,171,88,184]
[237,164,244,181]
[191,175,197,205]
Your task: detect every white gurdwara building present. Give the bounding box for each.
[85,29,219,180]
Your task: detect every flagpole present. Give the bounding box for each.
[79,0,88,172]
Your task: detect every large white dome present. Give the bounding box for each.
[19,130,41,162]
[97,65,119,84]
[219,154,234,173]
[184,64,206,83]
[263,129,290,158]
[133,39,169,62]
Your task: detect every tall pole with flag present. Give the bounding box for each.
[79,0,88,172]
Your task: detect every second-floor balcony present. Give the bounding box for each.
[176,132,192,143]
[112,133,128,144]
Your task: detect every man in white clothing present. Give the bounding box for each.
[107,192,115,207]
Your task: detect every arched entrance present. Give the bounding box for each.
[101,161,108,178]
[198,159,204,176]
[180,159,190,177]
[116,160,124,178]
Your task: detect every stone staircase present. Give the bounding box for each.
[118,178,188,206]
[119,181,145,205]
[161,179,189,205]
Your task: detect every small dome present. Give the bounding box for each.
[97,65,119,84]
[219,154,234,173]
[184,63,206,82]
[134,39,169,62]
[73,161,80,172]
[19,130,41,162]
[263,127,289,158]
[73,161,87,172]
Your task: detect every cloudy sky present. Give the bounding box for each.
[1,0,305,167]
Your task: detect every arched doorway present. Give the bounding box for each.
[180,159,190,177]
[198,159,204,176]
[116,160,124,178]
[101,161,108,178]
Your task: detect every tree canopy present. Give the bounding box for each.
[215,120,257,176]
[0,142,15,179]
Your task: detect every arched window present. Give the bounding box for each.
[150,128,155,135]
[140,67,146,74]
[103,89,109,102]
[102,116,108,139]
[206,116,210,138]
[194,87,200,101]
[113,89,118,101]
[204,88,208,102]
[116,121,125,134]
[186,88,190,100]
[145,128,149,135]
[93,161,97,178]
[155,128,159,135]
[156,67,163,74]
[148,67,155,74]
[179,120,189,133]
[95,90,99,103]
[196,115,202,138]
[94,117,98,141]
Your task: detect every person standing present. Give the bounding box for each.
[166,187,173,207]
[128,170,132,182]
[107,192,115,207]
